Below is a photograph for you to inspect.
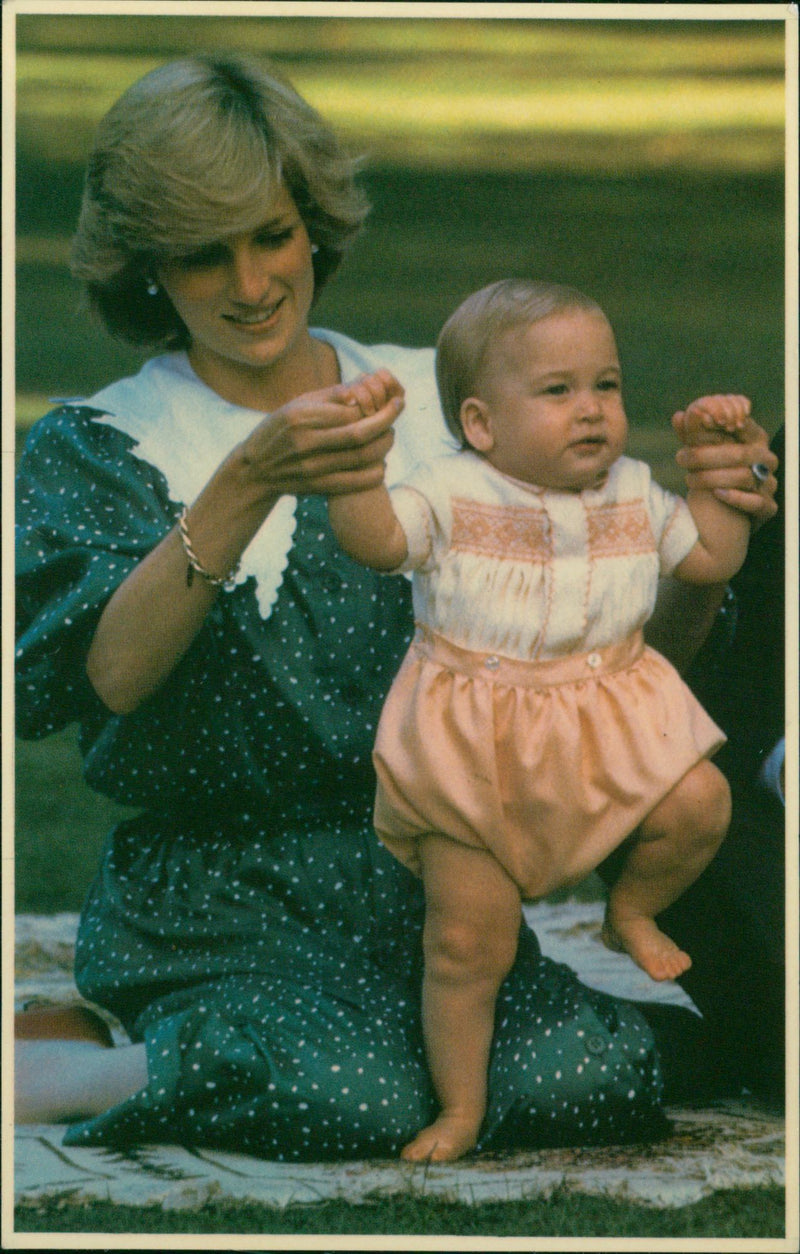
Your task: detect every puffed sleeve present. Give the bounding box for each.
[386,486,435,572]
[15,406,176,739]
[644,473,699,576]
[385,456,458,574]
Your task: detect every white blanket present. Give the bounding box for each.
[14,902,784,1212]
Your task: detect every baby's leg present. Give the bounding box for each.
[403,835,522,1163]
[675,394,751,447]
[603,760,730,981]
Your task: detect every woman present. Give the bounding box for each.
[15,54,779,1158]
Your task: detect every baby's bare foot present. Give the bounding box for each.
[675,394,752,447]
[400,1112,481,1163]
[602,914,692,982]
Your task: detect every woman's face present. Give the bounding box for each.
[156,184,317,399]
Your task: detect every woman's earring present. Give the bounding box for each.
[310,244,319,255]
[146,279,159,296]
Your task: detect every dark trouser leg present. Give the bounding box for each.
[599,785,785,1107]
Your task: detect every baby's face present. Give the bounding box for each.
[462,308,628,491]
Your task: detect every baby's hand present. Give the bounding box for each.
[672,394,752,447]
[340,368,405,419]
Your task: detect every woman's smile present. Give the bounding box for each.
[223,297,286,331]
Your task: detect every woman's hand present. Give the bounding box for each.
[86,369,406,714]
[237,368,405,498]
[673,411,779,524]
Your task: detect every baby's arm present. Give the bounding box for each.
[671,394,752,584]
[329,484,409,571]
[327,370,409,571]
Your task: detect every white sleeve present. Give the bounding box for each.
[644,474,699,576]
[386,457,457,574]
[388,485,436,572]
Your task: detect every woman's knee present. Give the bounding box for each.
[482,1014,666,1150]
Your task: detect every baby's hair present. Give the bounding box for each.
[436,279,606,443]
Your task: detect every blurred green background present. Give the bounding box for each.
[15,14,786,912]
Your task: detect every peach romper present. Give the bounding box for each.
[373,451,725,897]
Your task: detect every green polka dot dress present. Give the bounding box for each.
[15,355,667,1160]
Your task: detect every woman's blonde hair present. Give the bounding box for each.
[436,278,606,443]
[70,54,370,347]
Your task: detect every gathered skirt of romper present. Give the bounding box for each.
[373,627,726,897]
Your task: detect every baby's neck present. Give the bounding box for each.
[475,451,616,495]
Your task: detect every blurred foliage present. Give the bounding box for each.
[17,16,785,170]
[15,13,786,420]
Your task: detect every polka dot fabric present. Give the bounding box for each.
[16,405,667,1159]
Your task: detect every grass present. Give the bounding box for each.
[12,1185,786,1238]
[14,728,137,914]
[14,17,786,422]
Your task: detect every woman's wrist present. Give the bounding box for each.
[178,507,241,590]
[183,445,283,578]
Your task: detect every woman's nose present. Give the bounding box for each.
[230,246,269,303]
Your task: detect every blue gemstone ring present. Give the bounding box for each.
[751,462,770,485]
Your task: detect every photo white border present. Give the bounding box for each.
[3,3,797,1250]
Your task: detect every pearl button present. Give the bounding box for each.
[485,655,500,670]
[587,652,601,669]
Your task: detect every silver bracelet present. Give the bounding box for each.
[179,507,240,590]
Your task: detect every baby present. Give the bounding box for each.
[328,279,752,1163]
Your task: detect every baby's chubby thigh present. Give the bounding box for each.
[639,757,731,852]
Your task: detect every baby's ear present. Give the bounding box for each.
[460,398,494,453]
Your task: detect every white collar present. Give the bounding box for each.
[86,332,450,617]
